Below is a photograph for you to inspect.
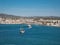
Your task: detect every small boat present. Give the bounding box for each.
[20,28,25,34]
[28,24,32,28]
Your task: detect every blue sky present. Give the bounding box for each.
[0,0,60,16]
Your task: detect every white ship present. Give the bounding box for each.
[28,24,32,28]
[20,28,25,34]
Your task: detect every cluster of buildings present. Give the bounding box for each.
[36,19,60,27]
[0,17,33,24]
[0,17,60,27]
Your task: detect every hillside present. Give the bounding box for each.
[0,13,60,20]
[0,14,21,19]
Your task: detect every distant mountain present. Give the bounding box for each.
[0,13,60,20]
[0,13,21,19]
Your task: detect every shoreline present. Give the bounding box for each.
[0,23,60,28]
[0,14,60,27]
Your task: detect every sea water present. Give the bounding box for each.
[0,24,60,45]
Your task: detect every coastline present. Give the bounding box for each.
[0,14,60,27]
[0,23,60,28]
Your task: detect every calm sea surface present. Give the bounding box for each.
[0,24,60,45]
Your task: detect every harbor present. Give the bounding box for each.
[0,24,60,45]
[0,0,60,45]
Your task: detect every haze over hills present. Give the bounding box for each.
[0,13,60,20]
[0,13,21,19]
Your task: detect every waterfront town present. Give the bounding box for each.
[0,14,60,27]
